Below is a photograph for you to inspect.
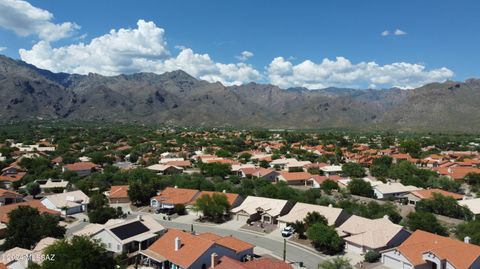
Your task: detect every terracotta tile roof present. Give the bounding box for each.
[396,230,480,269]
[193,191,240,207]
[0,172,26,182]
[152,187,199,205]
[146,229,214,268]
[215,256,293,269]
[278,172,312,181]
[109,185,129,199]
[410,188,463,200]
[63,162,97,171]
[214,235,255,253]
[165,160,191,167]
[0,200,60,223]
[0,189,22,198]
[435,167,480,180]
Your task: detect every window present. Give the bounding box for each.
[117,245,121,251]
[108,243,111,248]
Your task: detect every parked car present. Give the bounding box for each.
[281,226,295,237]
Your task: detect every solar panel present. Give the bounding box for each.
[110,221,150,240]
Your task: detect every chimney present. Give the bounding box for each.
[174,237,181,251]
[383,215,389,220]
[328,204,333,208]
[137,215,143,221]
[210,253,218,268]
[222,189,226,193]
[174,185,178,189]
[465,236,472,244]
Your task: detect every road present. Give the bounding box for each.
[157,220,326,269]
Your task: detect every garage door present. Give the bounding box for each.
[345,242,364,254]
[278,221,287,229]
[236,214,250,222]
[383,255,403,269]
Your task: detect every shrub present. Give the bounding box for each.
[364,250,381,263]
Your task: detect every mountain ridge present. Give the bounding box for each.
[1,55,479,132]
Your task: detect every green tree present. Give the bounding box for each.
[88,207,123,224]
[3,206,65,249]
[341,163,365,178]
[304,211,328,228]
[318,257,352,269]
[404,211,448,236]
[199,163,231,178]
[321,179,339,195]
[364,250,381,263]
[128,180,157,206]
[456,220,480,245]
[194,193,230,223]
[348,179,374,198]
[40,236,115,269]
[416,193,473,220]
[291,220,307,239]
[26,182,41,198]
[238,153,252,163]
[307,223,344,255]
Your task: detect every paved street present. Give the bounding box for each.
[157,219,326,269]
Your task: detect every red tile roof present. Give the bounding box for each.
[109,185,129,199]
[63,162,97,171]
[410,188,463,200]
[396,230,480,269]
[278,172,312,181]
[152,187,199,205]
[0,200,60,223]
[0,172,26,182]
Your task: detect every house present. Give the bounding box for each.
[213,256,293,269]
[107,185,130,204]
[41,190,90,216]
[308,175,343,188]
[0,237,57,269]
[277,203,350,229]
[20,179,70,193]
[373,182,422,200]
[435,166,480,181]
[320,165,343,176]
[459,198,480,220]
[73,215,165,254]
[150,187,199,210]
[403,188,463,205]
[381,230,480,269]
[62,162,98,177]
[337,215,410,254]
[276,171,313,185]
[0,189,23,205]
[0,165,26,189]
[139,229,254,269]
[252,168,279,182]
[231,196,293,224]
[147,164,184,175]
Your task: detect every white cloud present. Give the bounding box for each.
[381,30,390,36]
[16,16,452,89]
[394,29,407,35]
[19,20,261,86]
[267,56,454,89]
[0,0,79,42]
[235,50,254,61]
[0,46,6,52]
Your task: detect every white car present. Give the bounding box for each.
[281,226,295,237]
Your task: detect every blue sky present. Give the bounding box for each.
[0,0,478,89]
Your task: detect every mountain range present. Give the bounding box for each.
[1,55,479,132]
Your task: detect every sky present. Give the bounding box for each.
[0,0,478,89]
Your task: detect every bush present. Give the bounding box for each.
[364,250,381,263]
[174,204,186,215]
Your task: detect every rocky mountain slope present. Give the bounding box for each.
[1,55,479,132]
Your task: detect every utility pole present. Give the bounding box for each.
[283,238,287,261]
